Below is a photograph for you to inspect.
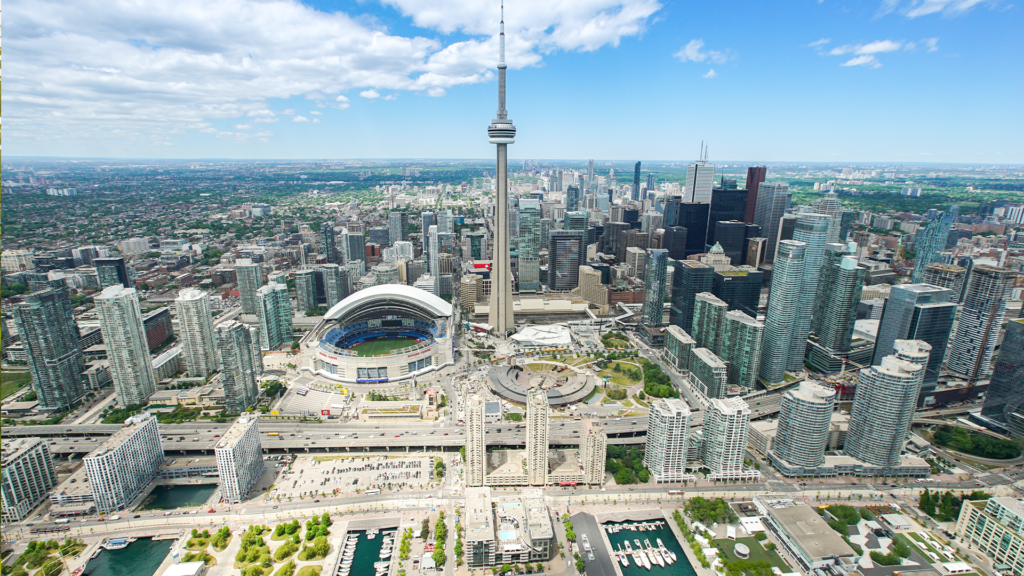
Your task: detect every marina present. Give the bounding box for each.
[138,484,217,510]
[603,521,694,576]
[334,528,395,576]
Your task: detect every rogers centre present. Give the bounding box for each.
[299,284,455,383]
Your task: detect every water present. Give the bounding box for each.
[335,530,393,576]
[138,484,217,510]
[83,538,172,576]
[603,522,696,576]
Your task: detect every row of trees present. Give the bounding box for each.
[919,489,990,522]
[433,511,448,568]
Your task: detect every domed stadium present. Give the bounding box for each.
[300,285,454,383]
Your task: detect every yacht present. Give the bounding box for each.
[636,549,651,570]
[624,541,633,555]
[657,539,675,563]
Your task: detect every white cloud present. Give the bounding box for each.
[235,123,252,129]
[427,87,446,97]
[309,110,322,115]
[879,0,993,17]
[841,55,883,67]
[830,40,903,55]
[253,117,279,124]
[312,118,320,123]
[282,109,296,115]
[703,69,717,78]
[4,0,662,148]
[673,39,730,64]
[292,116,310,122]
[383,94,397,101]
[360,90,381,99]
[923,37,940,51]
[334,95,351,110]
[808,38,831,47]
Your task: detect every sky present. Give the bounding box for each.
[5,0,1023,163]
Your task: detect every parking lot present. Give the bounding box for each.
[268,453,440,500]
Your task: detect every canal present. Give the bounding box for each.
[138,484,217,510]
[83,538,172,576]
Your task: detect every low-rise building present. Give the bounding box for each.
[955,497,1024,576]
[357,400,428,422]
[756,496,856,572]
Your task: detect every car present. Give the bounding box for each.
[133,515,141,518]
[273,505,279,509]
[314,499,320,503]
[395,435,400,437]
[208,509,216,513]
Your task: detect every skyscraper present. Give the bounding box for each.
[176,288,217,378]
[711,268,762,318]
[95,285,157,406]
[94,257,129,289]
[256,283,292,350]
[708,190,748,246]
[689,348,729,399]
[691,292,727,353]
[388,211,409,244]
[1,438,58,523]
[295,269,318,313]
[580,420,607,485]
[565,185,581,212]
[702,398,754,481]
[215,415,264,504]
[643,398,693,483]
[669,260,714,332]
[83,413,163,513]
[235,259,263,315]
[981,319,1024,437]
[771,381,835,473]
[947,265,1016,380]
[743,166,767,224]
[845,351,925,469]
[911,205,959,283]
[662,226,689,260]
[547,230,584,291]
[812,253,865,355]
[526,389,548,486]
[752,183,791,262]
[788,213,830,372]
[465,394,486,486]
[12,285,85,411]
[923,263,967,303]
[344,231,366,264]
[720,311,764,389]
[632,161,642,202]
[320,222,339,264]
[683,162,714,203]
[322,264,350,308]
[810,193,844,243]
[872,283,956,387]
[759,240,806,384]
[641,249,669,327]
[217,320,261,413]
[487,7,516,337]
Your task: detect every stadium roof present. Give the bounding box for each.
[324,284,452,320]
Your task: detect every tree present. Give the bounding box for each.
[501,564,512,575]
[432,547,447,567]
[313,536,329,558]
[565,529,576,542]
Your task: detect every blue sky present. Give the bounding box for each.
[6,0,1022,162]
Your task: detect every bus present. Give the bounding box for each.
[364,489,381,496]
[267,433,280,437]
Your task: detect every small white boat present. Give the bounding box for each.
[624,541,633,555]
[637,549,651,570]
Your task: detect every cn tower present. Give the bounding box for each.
[488,1,515,337]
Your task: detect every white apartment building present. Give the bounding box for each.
[95,285,157,406]
[580,419,607,486]
[703,398,760,482]
[215,415,264,504]
[1,438,58,522]
[176,288,218,377]
[770,381,836,474]
[466,394,486,487]
[84,412,164,513]
[643,398,696,483]
[1,249,35,271]
[526,389,549,486]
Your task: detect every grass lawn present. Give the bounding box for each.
[715,538,789,570]
[605,370,641,387]
[1,371,31,399]
[296,567,321,576]
[525,363,557,373]
[352,337,420,357]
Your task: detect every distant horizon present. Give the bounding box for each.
[5,156,1024,168]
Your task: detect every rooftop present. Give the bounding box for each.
[767,503,855,561]
[465,487,496,543]
[0,437,44,460]
[216,414,258,450]
[85,412,157,459]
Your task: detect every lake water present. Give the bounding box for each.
[138,484,217,510]
[603,521,696,576]
[83,538,172,576]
